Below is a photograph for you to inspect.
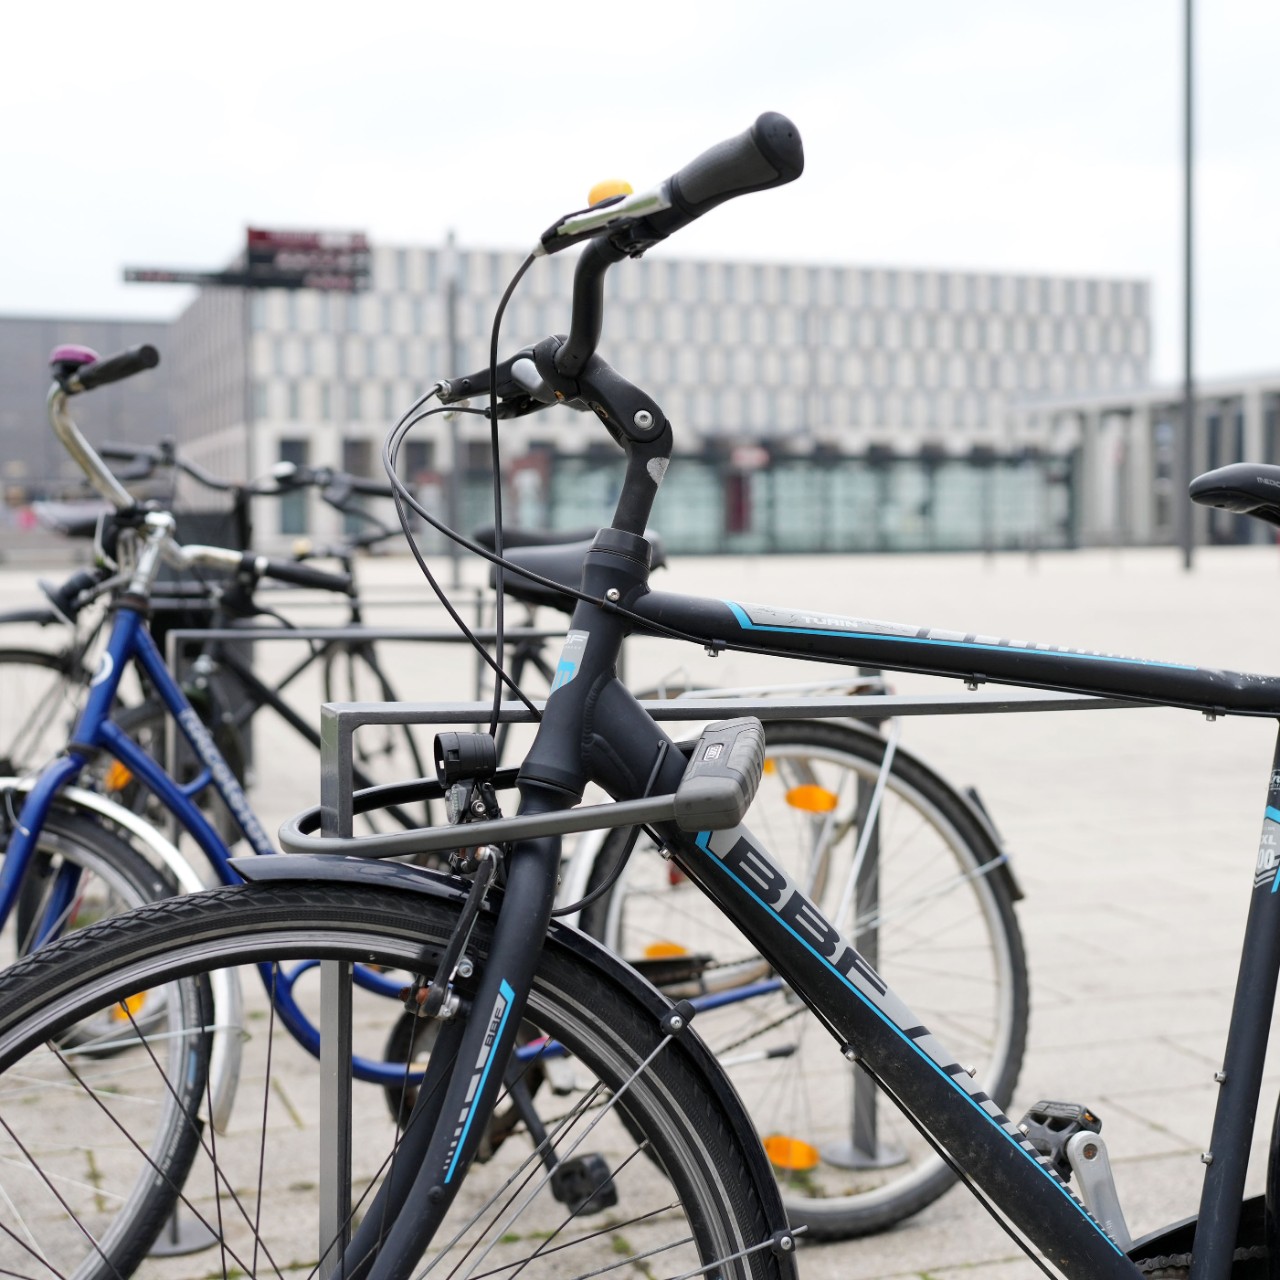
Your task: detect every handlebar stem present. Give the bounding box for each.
[531,337,672,537]
[124,513,179,600]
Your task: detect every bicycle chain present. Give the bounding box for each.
[1136,1244,1267,1275]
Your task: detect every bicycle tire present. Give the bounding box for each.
[0,809,209,1280]
[0,880,790,1280]
[0,646,87,776]
[580,717,1029,1239]
[5,802,179,963]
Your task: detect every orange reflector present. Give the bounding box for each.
[762,758,776,774]
[785,784,837,813]
[643,941,689,959]
[587,179,633,206]
[112,993,148,1021]
[763,1134,820,1172]
[104,761,133,792]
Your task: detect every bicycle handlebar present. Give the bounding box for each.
[64,344,160,394]
[271,461,395,501]
[441,113,803,411]
[241,553,353,594]
[178,545,353,594]
[99,439,244,496]
[540,112,803,255]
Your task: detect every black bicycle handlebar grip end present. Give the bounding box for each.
[40,566,106,624]
[647,113,803,242]
[74,344,161,392]
[346,475,397,498]
[249,553,353,595]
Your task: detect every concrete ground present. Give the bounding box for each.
[4,541,1280,1277]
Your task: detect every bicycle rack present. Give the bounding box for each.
[300,688,1136,1277]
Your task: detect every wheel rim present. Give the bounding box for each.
[601,732,1022,1226]
[0,903,778,1280]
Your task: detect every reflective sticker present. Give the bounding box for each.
[90,651,115,687]
[551,630,590,693]
[727,601,1196,670]
[1261,807,1280,891]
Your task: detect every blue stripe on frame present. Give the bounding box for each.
[691,829,1122,1253]
[724,601,1196,672]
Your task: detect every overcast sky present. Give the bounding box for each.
[4,0,1278,384]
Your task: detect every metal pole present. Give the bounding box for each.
[1180,0,1196,570]
[445,231,463,588]
[242,287,254,486]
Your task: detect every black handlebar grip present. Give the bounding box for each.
[645,113,803,241]
[345,475,397,498]
[42,566,109,624]
[250,554,353,594]
[99,441,165,464]
[73,345,160,392]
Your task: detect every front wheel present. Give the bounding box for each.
[580,717,1029,1239]
[0,880,791,1280]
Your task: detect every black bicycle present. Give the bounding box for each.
[0,112,1249,1280]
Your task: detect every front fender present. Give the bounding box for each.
[1,779,242,1132]
[232,852,793,1247]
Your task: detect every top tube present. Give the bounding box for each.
[633,590,1280,717]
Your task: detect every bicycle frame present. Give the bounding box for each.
[288,547,1280,1277]
[0,603,432,1085]
[472,557,1280,1279]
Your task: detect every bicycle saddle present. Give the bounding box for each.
[472,524,600,550]
[492,533,667,612]
[1190,463,1280,530]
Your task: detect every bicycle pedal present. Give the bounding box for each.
[1016,1100,1101,1180]
[550,1153,618,1215]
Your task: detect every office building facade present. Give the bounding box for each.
[3,243,1153,553]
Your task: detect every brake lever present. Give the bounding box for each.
[484,392,547,421]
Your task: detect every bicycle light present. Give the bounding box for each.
[434,731,497,786]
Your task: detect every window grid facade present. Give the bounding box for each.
[153,243,1154,534]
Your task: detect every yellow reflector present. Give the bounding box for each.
[643,941,689,959]
[112,993,148,1021]
[104,761,133,792]
[785,784,837,813]
[588,179,633,207]
[763,1134,820,1172]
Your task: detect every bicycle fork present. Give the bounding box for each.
[335,794,565,1280]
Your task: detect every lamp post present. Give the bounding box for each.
[444,230,463,588]
[1180,0,1196,570]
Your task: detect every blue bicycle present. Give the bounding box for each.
[0,347,447,1115]
[0,331,1027,1277]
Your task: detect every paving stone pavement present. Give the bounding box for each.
[4,541,1280,1278]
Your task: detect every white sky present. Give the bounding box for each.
[3,0,1278,383]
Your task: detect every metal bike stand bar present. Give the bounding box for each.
[165,624,567,646]
[318,692,1134,844]
[317,712,355,1280]
[318,955,353,1280]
